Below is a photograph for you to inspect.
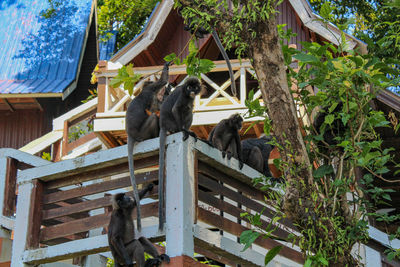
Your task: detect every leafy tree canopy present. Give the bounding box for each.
[97,0,160,51]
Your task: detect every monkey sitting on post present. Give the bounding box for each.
[108,183,170,267]
[208,113,244,169]
[126,62,170,232]
[158,77,202,231]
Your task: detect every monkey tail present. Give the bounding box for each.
[158,129,167,232]
[211,30,237,97]
[128,137,142,232]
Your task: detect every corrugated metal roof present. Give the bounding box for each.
[0,0,92,96]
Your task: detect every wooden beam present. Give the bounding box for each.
[3,158,17,217]
[33,98,44,112]
[3,98,15,112]
[94,131,119,148]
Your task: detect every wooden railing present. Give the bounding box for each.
[12,133,306,267]
[93,60,264,130]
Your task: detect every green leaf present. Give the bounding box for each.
[324,114,335,125]
[164,53,177,62]
[304,258,312,267]
[320,2,332,20]
[264,246,283,266]
[293,53,318,63]
[240,230,260,252]
[313,165,334,178]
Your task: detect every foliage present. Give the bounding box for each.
[164,40,215,78]
[97,0,160,51]
[110,64,142,96]
[176,0,283,59]
[179,0,400,265]
[41,152,51,161]
[81,89,98,104]
[309,0,400,61]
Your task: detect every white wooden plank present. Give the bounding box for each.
[17,136,163,184]
[365,246,381,267]
[53,98,98,130]
[22,225,163,265]
[0,148,50,167]
[11,182,34,267]
[19,130,63,155]
[61,138,103,160]
[368,226,400,249]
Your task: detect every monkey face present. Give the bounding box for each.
[115,193,135,209]
[230,114,243,130]
[184,77,201,99]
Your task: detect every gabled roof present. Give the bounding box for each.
[109,0,367,66]
[0,0,94,99]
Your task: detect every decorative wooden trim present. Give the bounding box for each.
[62,120,69,157]
[3,158,17,217]
[26,180,44,249]
[97,77,106,113]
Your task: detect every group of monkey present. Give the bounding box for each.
[107,62,276,267]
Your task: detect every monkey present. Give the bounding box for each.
[242,135,274,177]
[158,77,202,231]
[108,183,170,267]
[126,62,170,232]
[208,113,244,169]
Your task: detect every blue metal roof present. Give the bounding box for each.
[0,0,93,96]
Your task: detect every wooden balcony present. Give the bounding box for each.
[94,59,266,148]
[10,133,303,267]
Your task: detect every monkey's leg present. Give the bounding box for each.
[247,146,264,173]
[128,136,142,232]
[138,237,159,258]
[126,240,145,267]
[139,114,159,140]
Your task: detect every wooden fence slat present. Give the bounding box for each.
[43,187,159,220]
[40,202,158,242]
[66,132,97,153]
[198,208,304,264]
[43,170,157,204]
[198,161,265,201]
[198,190,291,240]
[198,173,295,229]
[45,155,158,189]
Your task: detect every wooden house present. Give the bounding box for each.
[2,0,400,266]
[0,0,99,150]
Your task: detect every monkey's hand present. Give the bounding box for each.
[226,151,232,160]
[239,160,244,170]
[221,151,226,158]
[146,183,154,192]
[164,61,172,68]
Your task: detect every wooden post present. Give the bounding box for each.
[62,120,69,157]
[3,158,17,217]
[11,182,34,267]
[165,133,195,258]
[26,180,44,249]
[0,158,8,217]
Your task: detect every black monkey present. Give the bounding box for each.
[108,184,170,267]
[208,113,244,169]
[242,136,274,177]
[126,62,169,232]
[158,77,202,231]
